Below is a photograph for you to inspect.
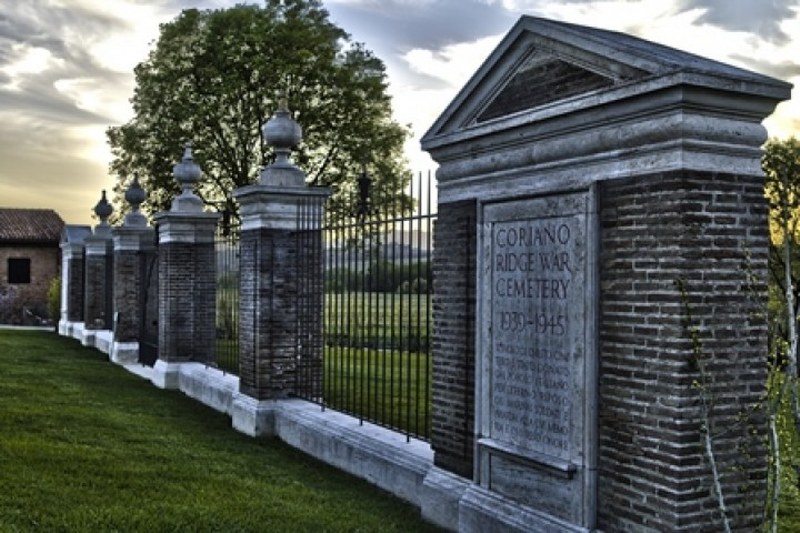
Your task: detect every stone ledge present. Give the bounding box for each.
[276,399,433,508]
[460,484,590,533]
[422,466,471,529]
[110,341,139,365]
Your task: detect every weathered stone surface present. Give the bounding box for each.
[422,13,789,533]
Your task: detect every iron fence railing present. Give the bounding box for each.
[215,217,240,374]
[317,172,436,441]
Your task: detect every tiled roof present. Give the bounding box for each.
[0,208,65,243]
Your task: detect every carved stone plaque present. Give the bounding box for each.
[478,190,596,526]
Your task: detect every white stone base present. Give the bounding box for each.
[179,364,238,415]
[93,330,113,354]
[110,341,139,364]
[277,400,432,507]
[421,467,470,530]
[150,360,185,389]
[459,485,589,533]
[231,393,277,436]
[63,321,85,342]
[80,329,95,347]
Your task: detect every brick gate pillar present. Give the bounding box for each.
[420,16,791,533]
[231,98,329,436]
[151,144,220,389]
[111,176,155,364]
[58,225,91,336]
[83,191,114,336]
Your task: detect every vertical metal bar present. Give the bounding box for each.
[425,170,433,439]
[414,171,423,437]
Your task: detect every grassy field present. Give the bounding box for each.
[0,330,441,532]
[324,291,430,351]
[324,346,431,439]
[323,292,432,438]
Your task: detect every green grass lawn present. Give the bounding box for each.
[0,330,441,532]
[324,291,430,351]
[324,347,430,439]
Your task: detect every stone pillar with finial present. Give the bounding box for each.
[231,95,330,436]
[82,190,114,341]
[110,175,156,364]
[151,143,220,389]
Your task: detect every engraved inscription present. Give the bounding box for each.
[490,216,580,461]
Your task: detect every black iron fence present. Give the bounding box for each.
[316,172,436,441]
[215,215,240,374]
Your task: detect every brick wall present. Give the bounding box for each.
[83,244,112,329]
[431,199,477,477]
[66,252,84,322]
[112,250,140,341]
[0,245,59,323]
[158,241,216,364]
[597,170,768,532]
[239,228,300,400]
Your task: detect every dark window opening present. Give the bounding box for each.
[8,258,31,284]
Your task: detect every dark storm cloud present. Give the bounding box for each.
[526,0,798,43]
[326,0,517,53]
[680,0,799,44]
[325,1,516,91]
[729,54,800,80]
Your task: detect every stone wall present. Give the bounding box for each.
[597,170,768,532]
[431,199,477,478]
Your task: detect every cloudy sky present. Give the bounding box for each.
[1,0,799,224]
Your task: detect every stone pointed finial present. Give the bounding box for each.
[123,174,148,227]
[171,141,204,212]
[93,189,113,236]
[259,95,305,187]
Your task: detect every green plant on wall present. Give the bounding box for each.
[47,276,60,329]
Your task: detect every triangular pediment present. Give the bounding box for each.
[475,48,623,123]
[422,15,789,145]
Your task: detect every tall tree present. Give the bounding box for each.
[107,0,411,221]
[763,136,800,362]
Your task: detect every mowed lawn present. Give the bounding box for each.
[0,330,441,532]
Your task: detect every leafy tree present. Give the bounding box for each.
[107,0,411,221]
[764,137,800,366]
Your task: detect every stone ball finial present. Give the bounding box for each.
[170,141,204,212]
[123,174,148,227]
[258,95,306,188]
[173,141,202,187]
[94,190,113,222]
[262,94,302,164]
[125,174,146,211]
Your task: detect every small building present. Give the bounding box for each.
[0,208,65,325]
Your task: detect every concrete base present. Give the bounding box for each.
[422,467,471,530]
[150,360,185,389]
[63,321,86,341]
[93,330,113,353]
[179,364,238,416]
[110,341,139,364]
[277,400,432,507]
[231,393,277,437]
[459,485,589,533]
[80,329,96,347]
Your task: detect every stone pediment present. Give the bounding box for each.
[422,15,791,143]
